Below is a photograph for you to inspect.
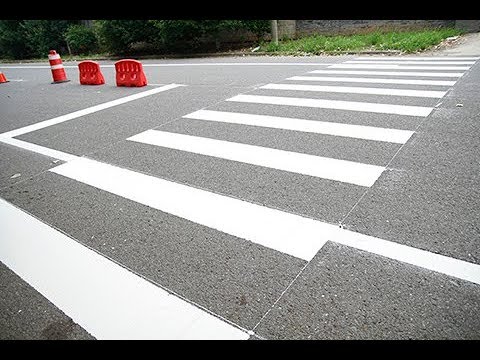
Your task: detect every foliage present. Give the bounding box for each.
[65,24,99,55]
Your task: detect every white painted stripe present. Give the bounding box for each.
[227,94,433,117]
[260,83,446,98]
[183,110,414,144]
[330,64,470,70]
[50,64,64,70]
[287,76,456,86]
[331,230,480,286]
[128,130,384,187]
[0,63,336,69]
[0,84,185,138]
[355,56,480,60]
[310,70,463,78]
[346,61,475,65]
[0,137,79,162]
[50,157,334,261]
[48,54,61,60]
[48,158,480,286]
[0,197,248,340]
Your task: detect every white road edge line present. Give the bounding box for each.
[48,157,480,286]
[0,63,336,69]
[345,61,475,65]
[127,129,384,187]
[0,84,185,139]
[286,76,456,86]
[0,197,249,340]
[309,70,464,78]
[260,83,446,98]
[183,109,414,144]
[227,94,433,117]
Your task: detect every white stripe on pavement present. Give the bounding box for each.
[345,61,475,65]
[0,84,185,138]
[331,229,480,286]
[51,157,334,261]
[127,130,384,187]
[183,110,414,144]
[260,83,446,98]
[329,64,470,70]
[355,56,479,60]
[0,197,248,340]
[309,70,463,78]
[0,137,79,162]
[286,76,456,86]
[227,94,433,117]
[49,158,480,286]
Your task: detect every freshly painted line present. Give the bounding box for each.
[329,64,470,70]
[183,110,414,144]
[355,56,479,60]
[310,69,463,77]
[346,61,475,65]
[286,76,456,86]
[0,137,79,162]
[50,157,334,261]
[260,83,446,98]
[331,230,480,286]
[128,130,384,187]
[0,84,185,138]
[49,158,480,286]
[227,94,433,117]
[0,63,336,69]
[0,197,248,340]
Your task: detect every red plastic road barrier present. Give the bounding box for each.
[78,60,105,85]
[48,50,70,84]
[115,59,147,87]
[0,71,8,83]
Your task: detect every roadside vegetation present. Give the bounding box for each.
[259,28,463,54]
[0,21,463,61]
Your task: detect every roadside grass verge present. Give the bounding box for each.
[259,28,463,54]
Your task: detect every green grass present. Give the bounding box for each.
[259,28,463,54]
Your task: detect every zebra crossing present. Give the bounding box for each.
[2,55,480,339]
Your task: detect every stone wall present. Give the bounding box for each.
[296,20,456,36]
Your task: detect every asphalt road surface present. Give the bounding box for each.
[1,54,479,340]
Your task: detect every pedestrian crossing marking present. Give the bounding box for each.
[286,76,456,86]
[127,129,385,187]
[329,64,470,71]
[309,70,464,77]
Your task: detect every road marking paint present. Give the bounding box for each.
[329,64,470,70]
[355,56,479,60]
[183,110,414,144]
[0,137,79,162]
[0,84,184,138]
[48,158,480,286]
[227,94,433,117]
[331,230,480,286]
[128,130,384,187]
[309,70,463,77]
[260,83,446,98]
[286,76,456,86]
[0,197,248,340]
[50,157,334,261]
[0,63,336,69]
[346,61,475,65]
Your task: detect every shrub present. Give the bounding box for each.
[65,24,98,55]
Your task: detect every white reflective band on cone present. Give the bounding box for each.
[51,64,64,70]
[48,54,61,60]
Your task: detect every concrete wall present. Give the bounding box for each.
[295,20,456,36]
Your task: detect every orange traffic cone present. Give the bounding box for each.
[0,71,8,83]
[48,50,70,84]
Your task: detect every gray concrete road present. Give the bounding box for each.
[1,54,479,340]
